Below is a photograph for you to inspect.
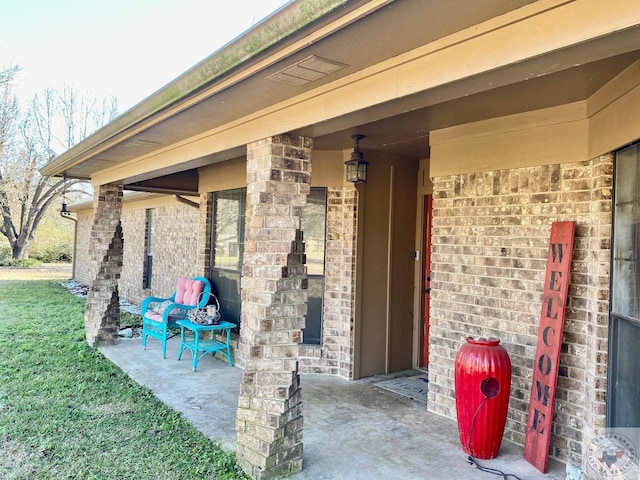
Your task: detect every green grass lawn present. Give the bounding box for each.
[0,276,248,480]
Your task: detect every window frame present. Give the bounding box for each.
[143,208,154,290]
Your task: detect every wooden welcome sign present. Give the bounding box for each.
[523,221,576,473]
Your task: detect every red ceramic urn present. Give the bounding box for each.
[454,336,512,459]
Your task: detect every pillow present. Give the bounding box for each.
[153,300,173,314]
[175,278,205,306]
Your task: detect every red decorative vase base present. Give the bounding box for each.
[454,336,512,459]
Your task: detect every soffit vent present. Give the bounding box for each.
[121,138,162,152]
[267,55,348,86]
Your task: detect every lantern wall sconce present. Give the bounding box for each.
[345,134,368,183]
[59,175,75,222]
[60,175,69,213]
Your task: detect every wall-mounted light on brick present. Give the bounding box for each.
[345,134,368,183]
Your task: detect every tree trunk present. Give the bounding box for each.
[12,241,29,259]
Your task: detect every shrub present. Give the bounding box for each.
[30,242,72,263]
[30,216,73,262]
[0,257,42,267]
[0,245,11,264]
[120,311,142,328]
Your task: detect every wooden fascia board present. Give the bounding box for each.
[588,60,640,158]
[588,59,640,118]
[428,102,589,177]
[68,191,177,213]
[430,102,588,146]
[429,119,589,177]
[92,0,640,186]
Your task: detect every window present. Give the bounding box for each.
[611,144,640,318]
[302,188,327,345]
[211,189,246,327]
[143,209,154,289]
[608,142,640,429]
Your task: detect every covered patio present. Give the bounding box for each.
[42,1,640,477]
[99,336,566,479]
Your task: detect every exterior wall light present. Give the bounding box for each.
[345,134,368,183]
[61,175,68,213]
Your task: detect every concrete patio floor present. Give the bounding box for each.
[99,335,568,480]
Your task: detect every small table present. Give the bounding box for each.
[176,319,234,371]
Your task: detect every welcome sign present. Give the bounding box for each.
[524,221,576,473]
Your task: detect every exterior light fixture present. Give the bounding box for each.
[345,134,368,183]
[61,175,68,213]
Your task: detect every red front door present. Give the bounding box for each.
[421,195,433,368]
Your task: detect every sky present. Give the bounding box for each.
[1,0,290,111]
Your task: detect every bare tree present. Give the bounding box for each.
[0,65,20,168]
[0,65,27,258]
[0,65,119,258]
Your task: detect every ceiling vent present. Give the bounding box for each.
[267,55,347,86]
[122,138,162,152]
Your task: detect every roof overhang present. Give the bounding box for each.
[40,0,369,180]
[41,0,640,189]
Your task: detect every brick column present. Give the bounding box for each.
[85,184,124,347]
[236,135,311,479]
[324,186,358,378]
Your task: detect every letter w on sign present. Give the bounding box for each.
[524,221,576,473]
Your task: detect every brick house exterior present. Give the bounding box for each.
[46,1,640,478]
[73,183,358,380]
[74,194,201,305]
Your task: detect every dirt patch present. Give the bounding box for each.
[0,438,44,478]
[0,263,73,281]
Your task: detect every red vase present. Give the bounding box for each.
[454,337,511,459]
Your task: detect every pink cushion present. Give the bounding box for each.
[144,311,163,321]
[174,277,204,306]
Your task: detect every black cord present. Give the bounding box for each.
[467,456,523,480]
[466,396,523,480]
[467,396,488,455]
